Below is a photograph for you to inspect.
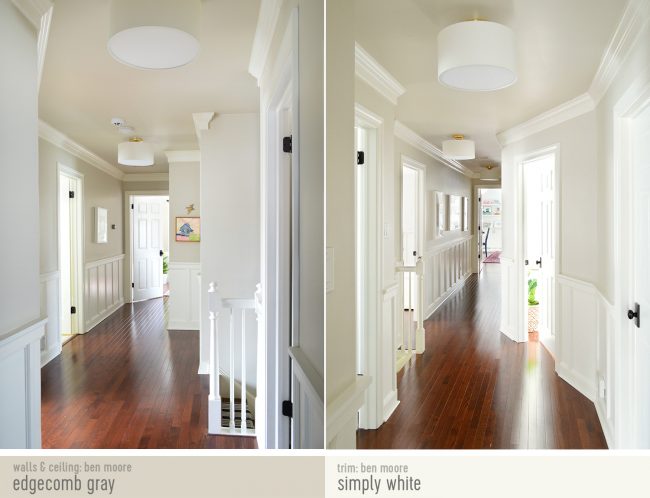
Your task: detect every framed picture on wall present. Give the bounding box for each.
[175,217,201,242]
[95,207,108,244]
[462,196,469,231]
[449,195,462,231]
[436,191,446,236]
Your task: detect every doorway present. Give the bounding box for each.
[522,153,556,351]
[129,195,168,302]
[58,166,84,343]
[477,187,502,272]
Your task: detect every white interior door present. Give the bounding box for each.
[630,104,650,447]
[132,196,164,302]
[402,166,419,310]
[59,173,80,336]
[537,157,555,339]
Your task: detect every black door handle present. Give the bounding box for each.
[413,250,417,257]
[536,258,542,267]
[628,303,640,328]
[160,249,163,256]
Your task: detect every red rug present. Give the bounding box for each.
[484,251,501,263]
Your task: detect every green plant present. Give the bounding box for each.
[162,251,169,275]
[528,278,538,305]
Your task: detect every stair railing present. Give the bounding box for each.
[395,257,425,355]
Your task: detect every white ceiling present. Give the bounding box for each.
[39,0,261,173]
[354,0,627,175]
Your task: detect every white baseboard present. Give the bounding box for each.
[425,271,471,320]
[595,398,614,449]
[197,360,210,375]
[167,321,200,331]
[383,390,399,422]
[85,299,125,332]
[556,362,597,402]
[40,344,61,367]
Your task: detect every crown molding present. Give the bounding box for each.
[11,0,52,28]
[394,121,478,179]
[355,43,406,105]
[497,93,595,147]
[192,112,215,141]
[248,0,283,83]
[164,150,201,163]
[38,120,125,181]
[588,0,650,106]
[123,173,169,183]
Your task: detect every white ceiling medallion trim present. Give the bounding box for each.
[11,0,53,28]
[123,173,169,182]
[588,0,650,106]
[192,112,215,141]
[38,120,125,181]
[248,0,283,83]
[355,43,406,105]
[164,150,201,163]
[497,93,595,146]
[394,121,478,179]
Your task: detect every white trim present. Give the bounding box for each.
[248,0,283,83]
[289,346,324,405]
[497,0,650,146]
[164,150,201,163]
[84,254,125,332]
[36,6,52,92]
[589,0,650,106]
[355,42,406,105]
[84,254,125,270]
[497,94,595,147]
[326,376,372,448]
[11,0,52,28]
[40,121,124,180]
[394,121,478,179]
[595,398,614,449]
[192,112,215,141]
[123,173,169,182]
[556,362,597,402]
[167,262,201,331]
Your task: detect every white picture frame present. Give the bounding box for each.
[95,207,108,244]
[449,195,462,231]
[462,196,469,231]
[436,191,446,236]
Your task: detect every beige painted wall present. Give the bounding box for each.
[39,139,124,273]
[168,162,200,264]
[326,0,356,405]
[0,2,40,335]
[122,180,169,192]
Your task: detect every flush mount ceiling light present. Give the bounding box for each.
[118,137,154,166]
[437,20,517,91]
[107,0,201,70]
[442,135,475,160]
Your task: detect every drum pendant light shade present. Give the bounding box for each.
[438,20,516,92]
[442,135,475,160]
[108,0,201,69]
[118,138,154,166]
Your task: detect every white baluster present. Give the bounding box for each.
[241,308,247,433]
[415,257,425,354]
[229,307,235,429]
[208,282,221,434]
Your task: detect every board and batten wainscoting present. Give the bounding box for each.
[382,282,400,421]
[39,271,61,366]
[424,235,473,318]
[167,262,201,331]
[0,319,46,448]
[500,256,518,342]
[84,254,125,332]
[289,346,325,449]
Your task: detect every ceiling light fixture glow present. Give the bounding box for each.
[442,135,475,160]
[108,0,201,70]
[438,20,517,92]
[118,137,154,166]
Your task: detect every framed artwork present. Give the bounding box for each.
[175,217,201,242]
[436,191,446,236]
[449,195,462,231]
[462,197,469,231]
[95,207,108,244]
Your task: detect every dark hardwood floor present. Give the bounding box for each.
[41,297,257,449]
[358,264,607,449]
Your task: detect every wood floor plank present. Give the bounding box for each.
[41,297,257,449]
[357,265,607,450]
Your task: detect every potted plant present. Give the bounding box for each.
[527,274,539,335]
[162,251,169,285]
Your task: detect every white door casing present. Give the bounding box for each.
[132,196,164,302]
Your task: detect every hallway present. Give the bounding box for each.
[357,265,607,449]
[41,298,256,449]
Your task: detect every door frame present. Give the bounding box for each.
[473,183,502,274]
[400,155,426,265]
[260,7,300,449]
[57,163,85,335]
[513,144,560,344]
[354,103,385,429]
[613,81,650,448]
[124,190,169,304]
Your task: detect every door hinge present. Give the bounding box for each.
[131,282,134,288]
[357,151,365,165]
[69,191,75,199]
[70,306,76,314]
[131,203,134,209]
[282,400,293,418]
[283,136,292,153]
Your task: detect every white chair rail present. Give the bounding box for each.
[395,257,425,354]
[207,281,262,437]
